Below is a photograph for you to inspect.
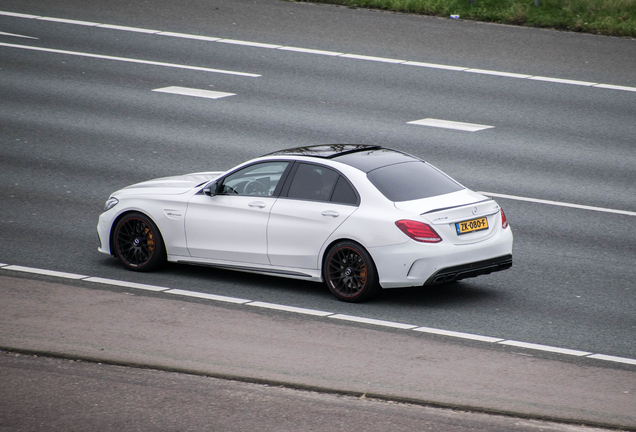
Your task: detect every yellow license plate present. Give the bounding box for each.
[455,217,488,235]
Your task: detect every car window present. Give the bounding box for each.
[367,161,464,202]
[287,163,339,202]
[331,176,358,205]
[220,161,290,196]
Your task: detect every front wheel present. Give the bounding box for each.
[113,212,165,271]
[323,241,380,303]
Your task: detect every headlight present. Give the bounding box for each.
[104,197,119,211]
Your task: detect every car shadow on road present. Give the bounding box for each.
[374,281,504,308]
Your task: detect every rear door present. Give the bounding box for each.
[267,163,359,269]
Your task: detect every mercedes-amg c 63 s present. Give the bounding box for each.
[97,145,513,302]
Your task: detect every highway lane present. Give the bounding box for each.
[1,1,635,363]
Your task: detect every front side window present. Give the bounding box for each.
[367,161,463,202]
[220,161,290,196]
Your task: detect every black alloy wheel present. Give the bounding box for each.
[324,241,380,302]
[113,212,165,271]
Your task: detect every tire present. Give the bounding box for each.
[113,212,165,271]
[323,241,380,302]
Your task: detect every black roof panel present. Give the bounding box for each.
[265,144,381,159]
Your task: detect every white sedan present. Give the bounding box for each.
[97,145,513,302]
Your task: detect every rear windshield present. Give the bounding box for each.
[367,161,463,202]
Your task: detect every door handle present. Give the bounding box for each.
[249,201,267,208]
[321,210,339,218]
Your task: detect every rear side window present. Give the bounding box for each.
[331,176,358,205]
[367,161,463,202]
[286,163,359,205]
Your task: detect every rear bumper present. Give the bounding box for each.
[424,254,512,285]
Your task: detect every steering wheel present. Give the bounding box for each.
[244,180,268,196]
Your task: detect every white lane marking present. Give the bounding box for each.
[0,11,39,18]
[340,53,405,64]
[2,10,635,93]
[329,314,418,329]
[0,42,261,77]
[408,118,494,132]
[594,84,636,92]
[84,277,169,292]
[153,86,236,99]
[278,46,343,56]
[36,17,99,26]
[0,31,38,39]
[165,288,251,304]
[217,39,281,49]
[403,61,468,71]
[529,76,597,86]
[478,192,636,217]
[248,301,333,317]
[498,340,592,356]
[158,32,221,42]
[2,263,636,365]
[3,265,88,279]
[464,69,532,79]
[413,326,504,343]
[587,354,636,365]
[97,24,160,34]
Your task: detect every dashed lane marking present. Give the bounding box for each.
[152,86,236,99]
[2,10,635,93]
[408,118,494,132]
[2,262,636,365]
[0,31,38,39]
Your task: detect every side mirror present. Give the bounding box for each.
[203,181,218,196]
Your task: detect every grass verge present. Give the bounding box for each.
[294,0,636,37]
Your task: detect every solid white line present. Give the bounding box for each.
[587,354,636,365]
[0,11,39,18]
[0,263,10,267]
[158,32,221,42]
[403,61,468,71]
[96,24,160,34]
[464,69,532,79]
[0,42,261,77]
[217,39,281,49]
[498,340,591,356]
[36,17,99,26]
[247,301,333,317]
[165,288,251,304]
[329,314,417,329]
[413,326,504,343]
[593,83,636,92]
[153,86,236,99]
[408,118,494,132]
[84,277,169,292]
[528,76,597,86]
[4,265,88,280]
[340,53,405,64]
[0,31,38,39]
[278,46,343,56]
[478,192,636,217]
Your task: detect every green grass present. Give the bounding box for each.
[296,0,636,37]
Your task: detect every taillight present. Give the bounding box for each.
[501,208,509,229]
[395,220,442,243]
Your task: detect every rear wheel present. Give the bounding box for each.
[323,241,380,302]
[113,212,165,271]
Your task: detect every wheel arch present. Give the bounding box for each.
[109,210,166,258]
[320,237,378,280]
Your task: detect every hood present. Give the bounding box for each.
[118,171,225,196]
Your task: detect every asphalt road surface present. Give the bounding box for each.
[1,0,635,423]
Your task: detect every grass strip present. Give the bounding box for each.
[294,0,636,37]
